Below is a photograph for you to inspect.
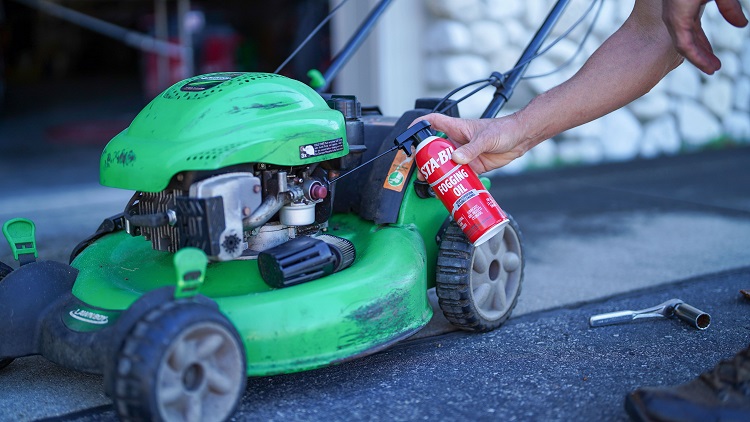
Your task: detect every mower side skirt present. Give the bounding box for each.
[218,214,434,376]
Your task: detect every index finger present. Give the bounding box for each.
[668,21,720,73]
[715,0,749,27]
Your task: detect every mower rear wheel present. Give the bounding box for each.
[0,261,14,370]
[110,301,246,422]
[436,214,524,332]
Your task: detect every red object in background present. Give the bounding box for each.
[143,30,242,98]
[201,33,241,73]
[143,39,184,98]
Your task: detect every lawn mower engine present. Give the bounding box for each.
[99,72,362,284]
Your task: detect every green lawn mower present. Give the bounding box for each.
[0,0,583,420]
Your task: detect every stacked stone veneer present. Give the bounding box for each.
[423,0,750,173]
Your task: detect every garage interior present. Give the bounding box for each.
[0,0,331,150]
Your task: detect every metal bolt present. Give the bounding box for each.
[166,209,178,226]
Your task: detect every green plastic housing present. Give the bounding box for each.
[100,72,348,192]
[70,173,447,376]
[70,71,452,376]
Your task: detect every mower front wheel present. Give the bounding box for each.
[436,214,524,332]
[110,301,246,422]
[0,261,14,370]
[0,261,11,280]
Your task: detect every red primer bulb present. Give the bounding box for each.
[406,121,508,246]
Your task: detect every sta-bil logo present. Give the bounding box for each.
[419,145,454,178]
[69,308,109,325]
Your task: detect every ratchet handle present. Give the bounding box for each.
[588,310,639,327]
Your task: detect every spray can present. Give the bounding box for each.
[401,121,508,246]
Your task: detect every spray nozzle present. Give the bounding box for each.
[329,120,435,185]
[394,120,434,157]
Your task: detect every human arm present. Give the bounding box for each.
[417,0,683,174]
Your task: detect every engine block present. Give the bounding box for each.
[137,190,181,253]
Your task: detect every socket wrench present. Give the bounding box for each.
[589,298,711,330]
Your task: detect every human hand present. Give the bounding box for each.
[412,113,529,176]
[662,0,748,74]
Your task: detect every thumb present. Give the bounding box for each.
[452,142,482,165]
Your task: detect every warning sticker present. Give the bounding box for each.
[300,138,344,159]
[383,150,415,192]
[180,73,244,92]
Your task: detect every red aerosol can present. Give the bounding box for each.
[398,121,508,246]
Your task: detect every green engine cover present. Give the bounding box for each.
[100,72,347,192]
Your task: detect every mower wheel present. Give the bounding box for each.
[436,214,524,332]
[110,301,246,422]
[0,261,14,370]
[0,261,12,280]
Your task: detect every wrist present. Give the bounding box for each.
[506,109,543,155]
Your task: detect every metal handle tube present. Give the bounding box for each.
[12,0,186,58]
[317,0,394,93]
[481,0,571,118]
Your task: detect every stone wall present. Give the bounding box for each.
[423,0,750,173]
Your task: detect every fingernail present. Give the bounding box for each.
[452,150,467,163]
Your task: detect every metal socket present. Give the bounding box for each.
[673,303,711,330]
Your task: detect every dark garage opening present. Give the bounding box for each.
[0,0,332,150]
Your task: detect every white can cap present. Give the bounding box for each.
[472,218,509,246]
